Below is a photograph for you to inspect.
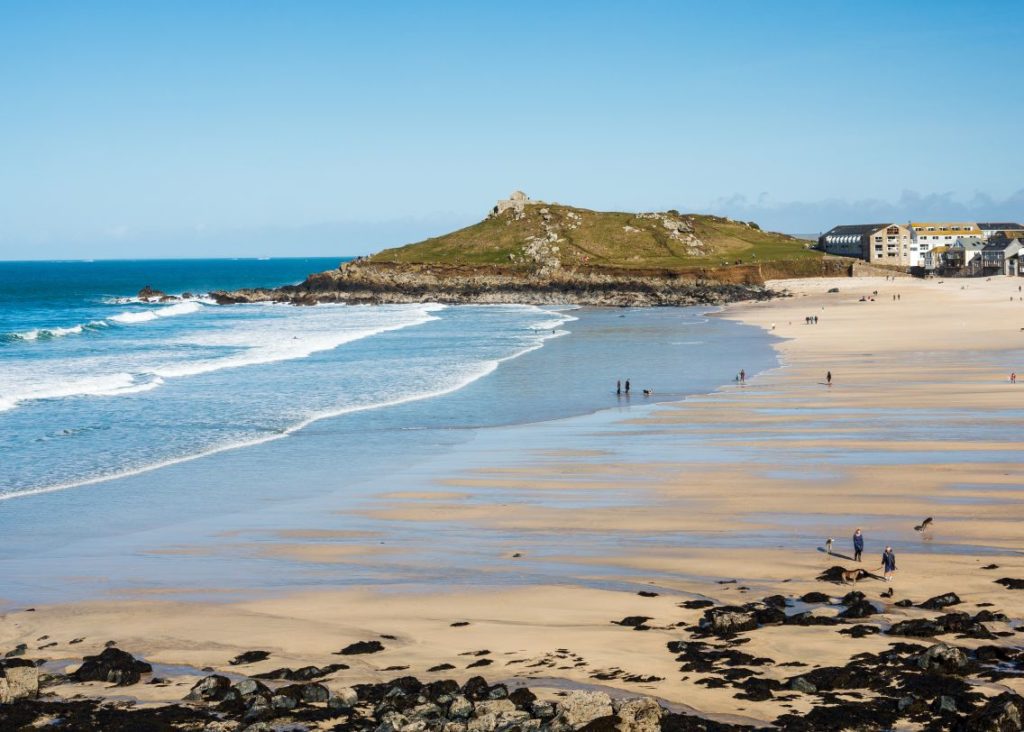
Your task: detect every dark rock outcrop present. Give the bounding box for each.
[995,578,1024,590]
[229,650,270,665]
[210,261,782,308]
[336,640,384,655]
[919,593,962,611]
[73,648,152,686]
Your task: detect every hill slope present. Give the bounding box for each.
[212,199,847,307]
[368,203,819,272]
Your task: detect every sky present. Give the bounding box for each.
[1,0,1022,259]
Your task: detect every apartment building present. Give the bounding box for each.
[818,223,911,264]
[908,222,982,267]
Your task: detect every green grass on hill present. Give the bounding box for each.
[368,204,820,271]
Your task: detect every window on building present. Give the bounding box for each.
[874,236,882,242]
[874,244,883,251]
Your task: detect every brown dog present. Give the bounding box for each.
[842,568,865,585]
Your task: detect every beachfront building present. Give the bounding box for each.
[978,222,1024,240]
[817,223,911,264]
[981,238,1023,276]
[909,222,983,268]
[943,237,987,275]
[922,245,948,271]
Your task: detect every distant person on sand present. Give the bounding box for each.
[879,546,897,582]
[740,369,746,383]
[617,380,622,395]
[1012,373,1017,384]
[625,379,630,395]
[825,537,834,555]
[827,371,832,386]
[853,528,864,562]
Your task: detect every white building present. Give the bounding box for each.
[908,222,982,268]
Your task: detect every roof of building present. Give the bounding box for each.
[983,239,1022,252]
[911,223,983,237]
[951,237,985,250]
[977,222,1024,230]
[822,224,892,236]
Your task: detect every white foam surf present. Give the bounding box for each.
[109,300,204,324]
[3,321,108,343]
[0,305,575,502]
[0,303,444,412]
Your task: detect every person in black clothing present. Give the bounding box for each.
[617,380,621,395]
[624,379,630,395]
[879,546,897,582]
[827,371,832,385]
[853,528,864,562]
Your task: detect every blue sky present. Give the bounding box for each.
[1,0,1022,259]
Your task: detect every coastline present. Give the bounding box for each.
[4,276,1024,729]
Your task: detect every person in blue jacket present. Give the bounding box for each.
[853,528,864,562]
[879,546,897,582]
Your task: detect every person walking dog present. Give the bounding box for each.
[879,546,897,582]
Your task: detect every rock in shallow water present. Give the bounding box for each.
[72,647,152,686]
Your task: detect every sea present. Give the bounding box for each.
[0,258,779,604]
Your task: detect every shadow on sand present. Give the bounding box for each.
[818,547,855,561]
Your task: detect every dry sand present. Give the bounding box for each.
[3,275,1024,725]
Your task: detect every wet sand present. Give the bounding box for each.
[4,275,1024,725]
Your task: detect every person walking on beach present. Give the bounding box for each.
[853,528,864,562]
[826,370,832,386]
[1012,373,1017,385]
[617,380,622,395]
[879,546,897,582]
[739,369,746,383]
[625,379,630,395]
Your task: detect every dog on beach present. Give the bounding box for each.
[825,537,834,555]
[842,568,866,585]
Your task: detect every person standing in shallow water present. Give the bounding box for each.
[624,379,630,395]
[616,380,621,395]
[853,528,864,562]
[739,369,745,383]
[827,370,832,386]
[880,546,897,582]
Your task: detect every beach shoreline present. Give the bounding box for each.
[4,275,1024,729]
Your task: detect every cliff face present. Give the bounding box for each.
[210,258,851,307]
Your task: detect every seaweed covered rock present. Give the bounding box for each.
[960,691,1024,731]
[919,593,962,611]
[917,643,970,675]
[73,648,152,686]
[699,607,758,636]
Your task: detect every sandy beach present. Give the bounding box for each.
[4,275,1024,729]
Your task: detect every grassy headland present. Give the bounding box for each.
[368,204,821,272]
[212,202,846,306]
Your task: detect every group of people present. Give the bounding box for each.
[805,315,820,324]
[615,379,653,397]
[828,528,897,582]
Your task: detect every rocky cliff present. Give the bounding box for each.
[211,260,775,307]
